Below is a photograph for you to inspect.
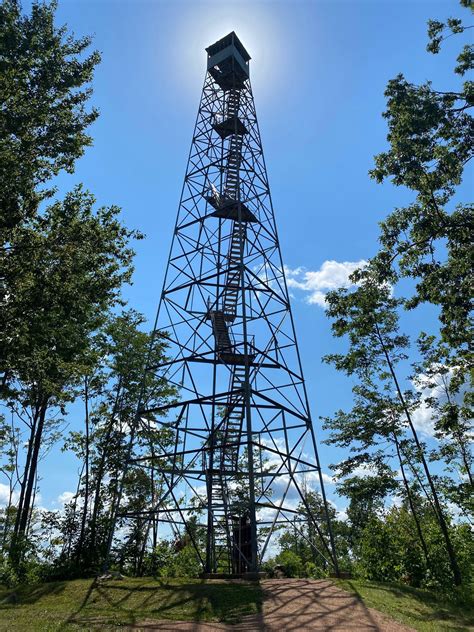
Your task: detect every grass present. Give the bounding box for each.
[1,575,473,631]
[336,578,474,632]
[0,576,262,630]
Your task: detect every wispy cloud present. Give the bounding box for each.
[285,260,366,307]
[411,365,471,439]
[0,483,18,507]
[57,491,75,507]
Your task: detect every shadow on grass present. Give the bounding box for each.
[341,579,474,631]
[65,578,262,629]
[0,580,67,608]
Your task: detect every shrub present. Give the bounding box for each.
[274,549,303,578]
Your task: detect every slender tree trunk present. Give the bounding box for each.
[400,445,437,514]
[76,377,90,563]
[25,471,38,538]
[2,416,17,550]
[2,483,14,551]
[10,400,47,562]
[64,461,85,561]
[137,522,148,576]
[16,399,48,539]
[456,436,473,487]
[392,430,429,564]
[375,323,462,586]
[12,404,40,539]
[102,413,135,573]
[89,440,107,555]
[90,378,122,555]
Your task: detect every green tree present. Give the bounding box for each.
[337,473,397,552]
[369,2,473,359]
[4,188,140,563]
[276,487,349,577]
[413,334,473,520]
[53,310,175,576]
[0,0,99,236]
[358,503,472,589]
[324,271,462,585]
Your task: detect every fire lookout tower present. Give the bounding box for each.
[113,32,338,577]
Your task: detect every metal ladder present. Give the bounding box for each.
[222,221,246,321]
[210,310,232,352]
[223,90,243,200]
[211,363,247,571]
[210,475,233,571]
[207,89,251,572]
[220,363,246,472]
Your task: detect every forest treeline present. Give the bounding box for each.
[0,0,472,593]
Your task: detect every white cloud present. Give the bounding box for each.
[301,470,334,486]
[411,400,437,438]
[411,364,471,439]
[336,509,348,522]
[321,472,335,485]
[0,483,18,507]
[327,498,348,522]
[349,463,378,478]
[57,491,75,506]
[285,260,367,308]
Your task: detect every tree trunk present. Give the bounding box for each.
[76,377,90,563]
[25,471,38,538]
[375,323,462,586]
[89,378,122,556]
[444,384,473,487]
[392,430,429,564]
[10,399,47,563]
[12,404,40,540]
[2,481,14,551]
[63,461,85,561]
[2,416,18,550]
[16,399,48,539]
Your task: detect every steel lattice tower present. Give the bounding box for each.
[115,32,338,576]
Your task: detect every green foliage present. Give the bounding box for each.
[321,1,473,590]
[0,0,146,574]
[150,541,201,579]
[42,310,177,575]
[369,5,473,353]
[0,0,100,233]
[356,506,473,591]
[340,474,397,548]
[276,489,350,577]
[274,549,304,578]
[3,187,142,403]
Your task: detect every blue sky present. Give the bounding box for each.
[13,0,472,516]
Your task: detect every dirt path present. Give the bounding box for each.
[130,578,415,631]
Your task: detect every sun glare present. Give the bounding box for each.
[177,1,285,101]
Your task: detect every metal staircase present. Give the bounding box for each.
[210,363,247,572]
[207,86,250,351]
[206,81,254,573]
[223,91,242,200]
[221,363,246,473]
[207,89,257,223]
[222,222,246,322]
[210,310,232,352]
